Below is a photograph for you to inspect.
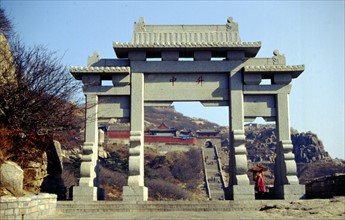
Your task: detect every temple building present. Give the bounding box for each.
[147,123,177,136]
[196,129,220,137]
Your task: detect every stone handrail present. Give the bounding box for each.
[201,147,212,200]
[213,145,225,188]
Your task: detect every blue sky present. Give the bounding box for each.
[2,1,344,159]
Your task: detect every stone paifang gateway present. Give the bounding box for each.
[70,17,305,201]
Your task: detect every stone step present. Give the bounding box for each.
[210,193,225,200]
[209,185,223,190]
[56,201,265,213]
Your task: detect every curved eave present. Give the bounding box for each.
[113,41,261,58]
[244,65,305,78]
[70,66,130,80]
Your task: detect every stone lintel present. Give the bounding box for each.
[200,101,228,107]
[83,85,130,95]
[131,60,239,73]
[243,84,292,94]
[244,116,276,122]
[144,88,228,102]
[144,101,173,107]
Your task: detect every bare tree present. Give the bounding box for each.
[0,8,82,133]
[0,8,13,39]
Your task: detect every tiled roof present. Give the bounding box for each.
[70,66,130,73]
[244,65,305,72]
[113,41,261,48]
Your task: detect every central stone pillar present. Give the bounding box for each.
[228,69,254,200]
[123,72,148,201]
[274,93,305,199]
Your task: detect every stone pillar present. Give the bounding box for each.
[123,72,148,201]
[73,94,99,201]
[228,69,254,200]
[274,93,305,199]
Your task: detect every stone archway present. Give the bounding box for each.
[205,140,213,148]
[70,17,305,201]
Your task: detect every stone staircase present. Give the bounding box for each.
[202,145,225,200]
[55,200,266,213]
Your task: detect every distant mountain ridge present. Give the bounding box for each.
[145,106,331,163]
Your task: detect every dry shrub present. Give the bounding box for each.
[99,165,128,190]
[145,178,189,200]
[0,126,50,167]
[0,126,13,164]
[171,148,202,183]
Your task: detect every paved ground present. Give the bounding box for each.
[38,210,310,220]
[40,210,345,220]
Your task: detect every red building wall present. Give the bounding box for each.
[107,131,196,145]
[107,131,130,139]
[145,136,197,145]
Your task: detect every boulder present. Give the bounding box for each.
[0,161,24,195]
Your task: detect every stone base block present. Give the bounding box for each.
[231,185,255,200]
[73,186,98,201]
[274,184,305,200]
[123,186,148,202]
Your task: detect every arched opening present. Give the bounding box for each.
[245,117,276,199]
[205,140,213,148]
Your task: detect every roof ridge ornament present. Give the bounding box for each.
[273,49,286,65]
[87,51,100,67]
[134,17,146,32]
[226,16,238,32]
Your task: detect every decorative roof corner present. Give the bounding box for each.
[244,64,305,78]
[70,66,130,73]
[70,66,130,80]
[87,51,100,67]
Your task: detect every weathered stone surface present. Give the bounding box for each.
[40,140,65,199]
[0,161,23,194]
